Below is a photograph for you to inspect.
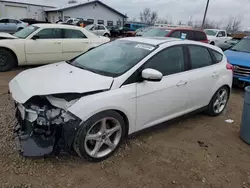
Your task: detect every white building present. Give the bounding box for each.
[45,0,127,26]
[0,0,55,20]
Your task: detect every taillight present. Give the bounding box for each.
[226,62,233,71]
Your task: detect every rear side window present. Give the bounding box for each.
[144,46,185,76]
[169,31,181,38]
[211,50,223,63]
[180,30,195,40]
[63,29,87,38]
[194,31,207,41]
[189,45,213,69]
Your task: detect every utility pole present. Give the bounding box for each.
[202,0,210,29]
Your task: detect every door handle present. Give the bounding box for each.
[176,80,187,87]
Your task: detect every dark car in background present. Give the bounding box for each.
[20,18,50,25]
[143,27,208,43]
[107,26,120,37]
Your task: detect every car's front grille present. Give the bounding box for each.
[233,65,250,77]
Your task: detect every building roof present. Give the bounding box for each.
[0,0,56,7]
[45,0,127,18]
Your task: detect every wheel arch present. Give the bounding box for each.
[0,47,18,66]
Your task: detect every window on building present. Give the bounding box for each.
[87,19,94,24]
[144,46,185,76]
[98,20,104,24]
[107,21,113,26]
[36,28,62,39]
[188,45,213,69]
[63,29,87,38]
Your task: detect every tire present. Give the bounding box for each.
[73,110,126,162]
[206,86,229,116]
[210,41,215,45]
[104,33,110,37]
[0,49,16,72]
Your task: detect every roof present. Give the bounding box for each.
[0,0,56,7]
[156,27,204,32]
[45,0,127,18]
[119,37,181,46]
[33,23,83,29]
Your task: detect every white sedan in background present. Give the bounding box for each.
[10,37,232,161]
[0,24,110,71]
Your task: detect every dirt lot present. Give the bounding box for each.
[0,68,250,188]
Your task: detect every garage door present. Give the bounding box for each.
[5,5,27,19]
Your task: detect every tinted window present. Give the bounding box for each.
[169,31,181,38]
[181,30,194,40]
[36,28,62,39]
[107,21,113,26]
[87,19,94,24]
[194,31,207,41]
[143,28,171,37]
[218,31,226,37]
[211,50,223,63]
[63,29,86,38]
[189,46,213,69]
[0,19,9,23]
[144,46,185,76]
[97,25,105,30]
[9,19,18,24]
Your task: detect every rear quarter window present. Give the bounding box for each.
[211,50,223,63]
[194,31,207,41]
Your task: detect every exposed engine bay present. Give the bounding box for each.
[14,95,81,157]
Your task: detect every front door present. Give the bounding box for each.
[61,29,90,60]
[0,19,9,32]
[136,45,189,130]
[25,28,63,64]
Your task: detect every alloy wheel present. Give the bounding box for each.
[213,88,228,114]
[84,117,122,158]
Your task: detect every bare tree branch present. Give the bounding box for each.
[140,8,158,25]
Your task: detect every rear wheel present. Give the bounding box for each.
[206,86,229,116]
[73,111,126,162]
[210,41,215,45]
[0,49,16,72]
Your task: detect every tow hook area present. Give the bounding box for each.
[14,99,81,157]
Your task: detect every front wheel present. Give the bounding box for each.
[206,86,229,116]
[73,111,126,162]
[0,49,16,72]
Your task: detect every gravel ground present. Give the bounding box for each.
[1,68,250,188]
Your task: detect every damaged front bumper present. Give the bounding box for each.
[14,100,81,157]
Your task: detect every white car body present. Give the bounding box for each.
[205,29,232,46]
[85,24,111,37]
[0,24,110,68]
[9,37,233,160]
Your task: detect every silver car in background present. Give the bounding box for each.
[85,24,111,37]
[0,18,28,33]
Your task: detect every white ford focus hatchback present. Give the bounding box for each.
[9,37,233,162]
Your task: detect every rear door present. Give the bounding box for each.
[185,45,219,111]
[25,28,63,64]
[9,19,18,33]
[62,29,89,60]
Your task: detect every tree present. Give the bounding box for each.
[140,8,158,25]
[224,16,242,33]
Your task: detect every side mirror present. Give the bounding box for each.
[32,35,39,40]
[141,68,163,82]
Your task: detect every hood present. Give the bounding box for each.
[225,50,250,67]
[9,62,114,104]
[0,32,17,39]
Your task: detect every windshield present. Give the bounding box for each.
[13,26,39,39]
[204,29,218,36]
[231,38,250,53]
[143,28,171,37]
[70,40,156,77]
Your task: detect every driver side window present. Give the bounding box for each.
[217,31,226,37]
[35,28,62,39]
[144,46,185,76]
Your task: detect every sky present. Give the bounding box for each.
[44,0,250,29]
